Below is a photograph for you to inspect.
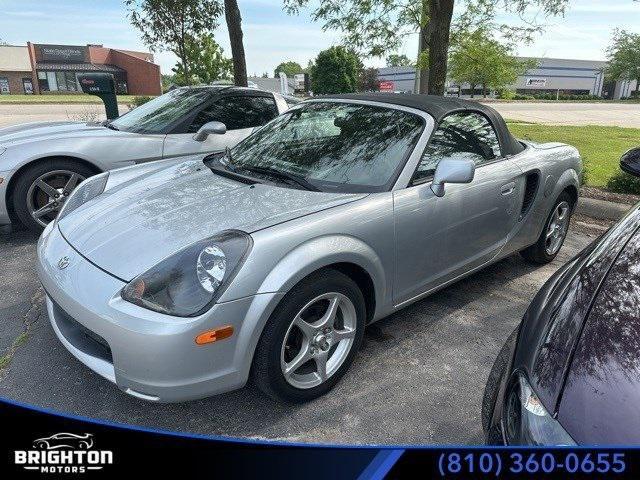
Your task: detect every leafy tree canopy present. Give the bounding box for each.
[386,53,414,68]
[606,29,640,89]
[448,28,535,97]
[274,61,304,78]
[359,67,381,92]
[285,0,568,57]
[310,46,361,94]
[125,0,223,84]
[172,33,233,85]
[284,0,568,95]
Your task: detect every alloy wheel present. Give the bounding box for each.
[26,170,85,227]
[280,292,357,389]
[545,200,570,256]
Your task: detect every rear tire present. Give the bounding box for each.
[520,191,574,264]
[251,269,366,403]
[12,159,96,232]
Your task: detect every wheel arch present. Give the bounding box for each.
[232,235,387,385]
[5,156,102,224]
[561,183,579,207]
[251,234,387,322]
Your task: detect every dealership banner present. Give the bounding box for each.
[1,397,639,478]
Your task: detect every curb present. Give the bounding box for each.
[576,196,633,221]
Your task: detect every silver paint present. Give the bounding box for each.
[37,99,582,402]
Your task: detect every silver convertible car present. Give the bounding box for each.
[37,94,582,403]
[0,86,292,231]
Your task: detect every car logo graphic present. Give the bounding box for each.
[32,433,94,450]
[57,256,70,269]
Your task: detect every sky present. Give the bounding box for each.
[0,0,639,76]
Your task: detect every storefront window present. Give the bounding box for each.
[37,72,47,92]
[54,72,78,92]
[37,71,83,92]
[46,72,58,91]
[0,77,10,94]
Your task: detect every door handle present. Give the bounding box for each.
[501,182,516,196]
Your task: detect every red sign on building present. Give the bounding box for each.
[379,81,395,92]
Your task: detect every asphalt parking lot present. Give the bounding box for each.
[487,101,640,128]
[0,222,599,445]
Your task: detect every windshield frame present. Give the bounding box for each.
[226,98,430,193]
[109,87,218,134]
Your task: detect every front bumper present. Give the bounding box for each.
[37,224,283,402]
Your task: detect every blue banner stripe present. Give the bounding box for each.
[358,449,404,480]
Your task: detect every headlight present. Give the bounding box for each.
[57,172,109,221]
[121,230,252,317]
[503,372,576,446]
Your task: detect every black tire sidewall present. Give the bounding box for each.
[522,191,575,264]
[481,327,518,434]
[252,270,366,403]
[12,159,97,232]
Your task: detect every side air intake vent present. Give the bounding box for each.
[520,173,540,220]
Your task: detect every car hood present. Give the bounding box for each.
[556,225,640,444]
[58,158,367,281]
[0,121,117,148]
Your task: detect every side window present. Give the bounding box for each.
[188,95,279,132]
[413,112,501,183]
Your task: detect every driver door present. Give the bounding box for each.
[162,94,279,158]
[393,112,523,305]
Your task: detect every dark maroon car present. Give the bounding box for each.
[483,147,640,445]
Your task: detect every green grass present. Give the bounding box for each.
[507,123,640,187]
[0,94,145,104]
[0,331,29,371]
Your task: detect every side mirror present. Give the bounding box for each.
[620,147,640,177]
[193,121,227,141]
[431,158,476,197]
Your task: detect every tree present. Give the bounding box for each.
[606,29,640,97]
[386,54,414,68]
[274,61,304,78]
[448,29,534,97]
[172,33,233,85]
[224,0,248,86]
[284,0,569,96]
[310,46,360,94]
[125,0,222,86]
[359,67,380,92]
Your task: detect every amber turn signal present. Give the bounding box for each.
[195,325,234,345]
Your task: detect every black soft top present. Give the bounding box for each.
[321,93,525,157]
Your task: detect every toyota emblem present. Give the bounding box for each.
[57,256,70,269]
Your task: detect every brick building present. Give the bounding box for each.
[0,43,161,96]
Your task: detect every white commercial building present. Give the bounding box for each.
[377,57,638,99]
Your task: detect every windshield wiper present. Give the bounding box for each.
[221,146,237,172]
[104,121,119,131]
[239,165,320,192]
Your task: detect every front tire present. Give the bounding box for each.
[251,269,366,403]
[11,159,95,232]
[520,191,574,264]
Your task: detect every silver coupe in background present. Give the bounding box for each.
[37,94,582,403]
[0,85,293,231]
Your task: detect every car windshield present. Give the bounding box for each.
[110,88,212,134]
[226,101,424,192]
